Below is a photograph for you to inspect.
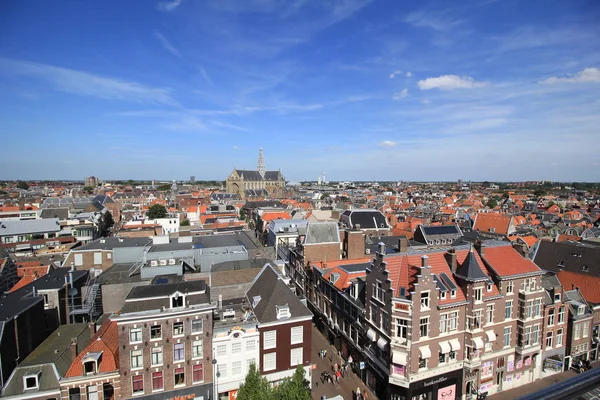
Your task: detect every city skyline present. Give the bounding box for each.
[1,0,599,181]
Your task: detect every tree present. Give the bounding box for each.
[180,219,190,226]
[83,186,94,194]
[147,204,167,219]
[237,363,274,400]
[274,366,311,400]
[240,207,246,221]
[157,184,171,191]
[486,199,498,209]
[17,181,29,190]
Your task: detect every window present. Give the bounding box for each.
[524,326,532,346]
[191,319,203,334]
[525,300,533,319]
[439,352,447,364]
[451,289,456,298]
[486,305,495,325]
[575,324,581,339]
[69,388,81,400]
[375,280,384,301]
[420,292,430,309]
[504,327,511,347]
[150,325,162,340]
[534,299,541,317]
[246,340,256,351]
[264,330,277,350]
[419,317,429,338]
[217,363,227,378]
[556,329,563,346]
[440,291,446,300]
[174,343,184,362]
[554,293,561,302]
[173,322,184,337]
[130,328,142,343]
[291,326,303,344]
[151,347,163,366]
[83,360,96,374]
[471,310,483,330]
[291,347,303,366]
[395,318,408,339]
[505,300,513,319]
[232,342,242,354]
[171,295,183,308]
[449,350,456,361]
[192,364,204,383]
[583,322,589,338]
[522,278,536,292]
[192,340,203,359]
[152,371,163,391]
[546,332,553,349]
[131,349,143,369]
[132,375,143,395]
[487,282,493,292]
[216,344,226,357]
[506,281,514,294]
[232,361,242,375]
[174,367,185,386]
[23,374,39,389]
[558,306,565,323]
[264,352,276,371]
[94,252,102,265]
[474,288,482,302]
[532,325,540,344]
[87,385,98,400]
[418,357,427,369]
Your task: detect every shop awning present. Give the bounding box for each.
[473,337,484,349]
[486,330,497,342]
[449,338,461,351]
[366,329,376,342]
[377,337,388,350]
[392,352,407,365]
[419,346,431,359]
[439,341,451,354]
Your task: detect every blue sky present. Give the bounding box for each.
[1,0,599,182]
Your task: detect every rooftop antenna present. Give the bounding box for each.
[257,148,266,179]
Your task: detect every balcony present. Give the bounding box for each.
[516,343,541,355]
[463,358,481,370]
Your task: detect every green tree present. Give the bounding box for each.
[83,186,94,194]
[147,204,167,219]
[486,199,498,208]
[157,184,171,191]
[239,208,246,221]
[274,366,311,400]
[17,181,29,190]
[180,219,190,226]
[237,363,274,400]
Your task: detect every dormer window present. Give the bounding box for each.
[450,289,456,299]
[171,292,184,308]
[487,282,493,292]
[578,305,585,316]
[582,265,589,272]
[81,352,102,375]
[554,293,561,302]
[23,371,40,390]
[276,304,291,320]
[84,361,96,374]
[440,291,446,300]
[330,273,340,284]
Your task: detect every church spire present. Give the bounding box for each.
[257,148,265,178]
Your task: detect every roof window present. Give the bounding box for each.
[23,371,40,391]
[582,265,589,272]
[276,304,291,320]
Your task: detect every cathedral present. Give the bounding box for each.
[225,149,285,199]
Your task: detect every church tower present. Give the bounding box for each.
[257,148,266,179]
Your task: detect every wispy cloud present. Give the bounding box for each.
[379,140,397,147]
[540,67,600,84]
[199,66,214,85]
[0,58,177,105]
[404,9,463,31]
[390,70,412,79]
[393,89,408,100]
[154,31,182,57]
[418,75,488,90]
[163,115,206,131]
[156,0,183,12]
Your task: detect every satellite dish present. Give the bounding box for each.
[69,287,79,297]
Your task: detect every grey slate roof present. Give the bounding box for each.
[0,218,61,236]
[454,247,490,282]
[126,280,208,300]
[304,222,340,244]
[211,258,274,272]
[40,207,69,220]
[234,170,283,182]
[246,264,312,324]
[1,323,90,397]
[533,240,600,276]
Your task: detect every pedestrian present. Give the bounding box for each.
[363,389,369,400]
[336,370,341,383]
[334,362,338,372]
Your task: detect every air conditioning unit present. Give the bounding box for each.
[159,259,167,266]
[168,259,176,265]
[150,260,158,267]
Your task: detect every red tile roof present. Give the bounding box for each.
[473,213,513,235]
[64,320,119,378]
[481,245,541,277]
[556,270,600,304]
[314,257,372,270]
[322,267,366,290]
[8,276,36,293]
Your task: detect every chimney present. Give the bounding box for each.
[378,242,386,255]
[474,239,485,256]
[445,248,457,272]
[88,322,96,337]
[398,237,408,253]
[421,255,429,268]
[70,337,78,359]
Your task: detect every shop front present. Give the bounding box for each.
[389,368,463,400]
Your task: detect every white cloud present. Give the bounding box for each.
[0,58,177,105]
[406,71,412,77]
[156,0,182,12]
[404,10,463,32]
[393,89,408,100]
[164,116,206,131]
[421,99,431,104]
[540,67,600,84]
[199,66,214,85]
[418,75,488,90]
[233,145,239,150]
[154,31,182,57]
[379,140,397,147]
[389,70,402,79]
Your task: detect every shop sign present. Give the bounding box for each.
[437,384,456,400]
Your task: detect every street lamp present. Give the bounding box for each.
[212,359,218,400]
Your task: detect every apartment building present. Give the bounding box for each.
[540,275,569,376]
[564,289,594,366]
[111,278,215,399]
[363,241,547,400]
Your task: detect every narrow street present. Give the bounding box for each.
[310,324,375,400]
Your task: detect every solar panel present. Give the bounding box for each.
[432,274,449,292]
[439,273,457,290]
[155,278,169,284]
[424,225,459,236]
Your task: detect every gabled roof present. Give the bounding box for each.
[64,320,119,378]
[481,243,542,278]
[473,213,513,235]
[556,270,600,305]
[322,265,367,291]
[233,169,283,182]
[533,240,600,275]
